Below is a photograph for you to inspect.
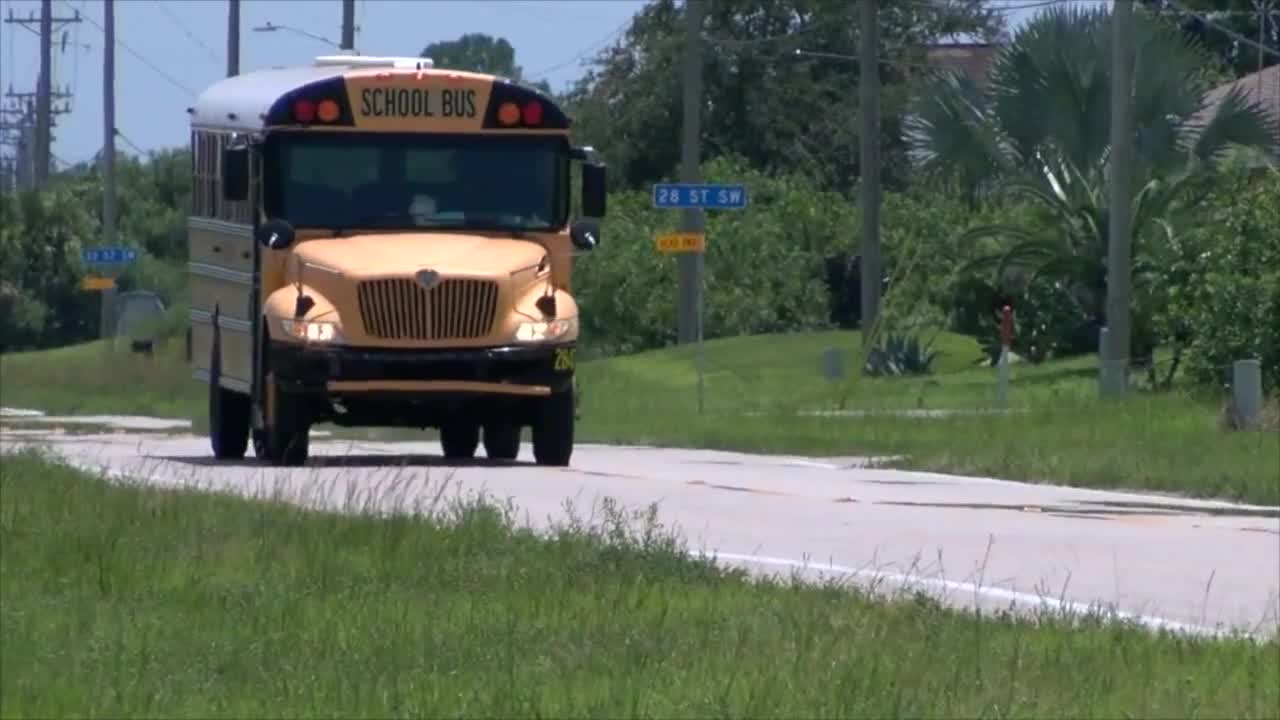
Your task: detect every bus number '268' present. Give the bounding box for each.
[553,348,575,372]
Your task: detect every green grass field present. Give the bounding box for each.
[2,450,1276,719]
[2,330,1277,504]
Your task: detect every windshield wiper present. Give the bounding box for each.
[326,212,416,236]
[321,212,546,237]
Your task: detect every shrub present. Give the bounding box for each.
[1152,171,1280,392]
[959,275,1097,366]
[863,333,940,377]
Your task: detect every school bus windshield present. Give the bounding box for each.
[262,133,571,232]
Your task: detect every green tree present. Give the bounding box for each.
[0,186,100,351]
[421,33,553,94]
[58,148,192,262]
[907,4,1278,360]
[560,0,1004,194]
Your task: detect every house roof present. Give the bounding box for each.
[923,42,1002,92]
[1191,64,1280,158]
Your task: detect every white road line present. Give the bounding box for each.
[780,459,842,470]
[703,551,1255,640]
[0,407,46,418]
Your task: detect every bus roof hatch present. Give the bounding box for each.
[313,55,435,69]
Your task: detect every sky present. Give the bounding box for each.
[0,0,1111,167]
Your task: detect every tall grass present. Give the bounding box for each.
[1,450,1276,719]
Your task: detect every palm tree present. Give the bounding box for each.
[905,4,1278,362]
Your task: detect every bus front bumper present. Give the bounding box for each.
[269,341,576,398]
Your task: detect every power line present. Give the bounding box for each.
[987,0,1103,10]
[115,128,144,156]
[525,17,633,82]
[527,3,1011,87]
[475,1,621,25]
[154,0,220,68]
[700,15,854,51]
[62,0,196,96]
[907,0,1109,11]
[1165,0,1280,59]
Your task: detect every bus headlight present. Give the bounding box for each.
[514,317,576,343]
[281,318,343,343]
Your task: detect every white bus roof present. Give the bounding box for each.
[186,55,485,133]
[188,65,353,132]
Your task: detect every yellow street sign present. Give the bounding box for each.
[655,232,706,254]
[81,276,115,291]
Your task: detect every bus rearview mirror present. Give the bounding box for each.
[581,162,606,218]
[222,146,250,202]
[570,219,601,251]
[256,219,296,250]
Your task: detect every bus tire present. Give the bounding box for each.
[252,428,268,460]
[531,388,574,466]
[210,385,251,459]
[209,313,249,459]
[440,423,479,460]
[483,423,521,461]
[262,373,310,467]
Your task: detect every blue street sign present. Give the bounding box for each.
[82,246,138,264]
[652,183,749,210]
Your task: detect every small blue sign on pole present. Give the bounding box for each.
[82,246,138,265]
[652,183,748,210]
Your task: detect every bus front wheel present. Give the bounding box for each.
[531,388,574,466]
[440,423,479,460]
[260,372,311,467]
[483,423,521,460]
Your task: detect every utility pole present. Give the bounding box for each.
[4,3,81,189]
[341,0,355,51]
[677,0,705,347]
[227,0,240,76]
[101,0,117,339]
[1254,0,1276,106]
[4,88,73,183]
[36,0,51,188]
[0,105,29,191]
[0,122,18,192]
[1103,0,1135,397]
[2,104,38,190]
[1257,0,1271,78]
[859,0,882,351]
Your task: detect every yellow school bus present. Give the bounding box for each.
[186,54,606,467]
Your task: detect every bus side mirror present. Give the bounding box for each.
[222,145,249,202]
[581,162,606,218]
[570,219,600,251]
[256,219,296,250]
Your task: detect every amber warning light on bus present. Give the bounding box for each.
[292,98,342,124]
[264,78,355,127]
[496,100,544,128]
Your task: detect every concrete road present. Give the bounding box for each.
[3,422,1278,639]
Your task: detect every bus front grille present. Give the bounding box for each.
[357,278,499,341]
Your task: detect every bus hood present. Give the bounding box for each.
[292,232,549,277]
